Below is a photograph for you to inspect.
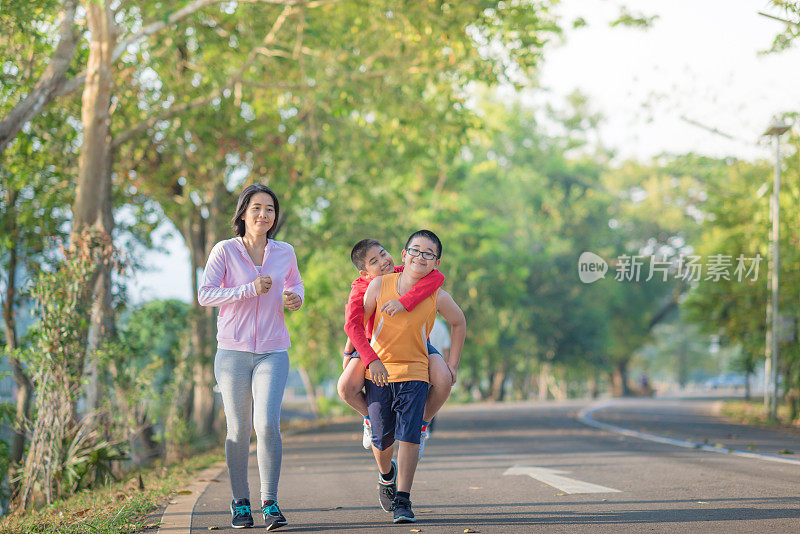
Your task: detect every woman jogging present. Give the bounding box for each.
[198,184,304,530]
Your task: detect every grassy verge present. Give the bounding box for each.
[0,414,335,534]
[721,398,798,428]
[0,448,224,534]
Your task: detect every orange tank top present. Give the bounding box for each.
[366,272,437,383]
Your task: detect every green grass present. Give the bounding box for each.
[721,398,798,428]
[0,448,224,534]
[0,415,336,533]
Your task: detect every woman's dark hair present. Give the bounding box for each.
[231,184,280,238]
[405,229,442,258]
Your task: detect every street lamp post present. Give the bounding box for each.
[763,122,790,419]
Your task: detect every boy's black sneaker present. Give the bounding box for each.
[392,495,415,523]
[230,498,254,529]
[262,500,288,531]
[377,458,397,512]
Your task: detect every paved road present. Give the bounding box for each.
[190,397,800,533]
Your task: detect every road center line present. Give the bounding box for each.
[503,465,622,494]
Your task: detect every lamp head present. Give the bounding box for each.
[764,122,791,136]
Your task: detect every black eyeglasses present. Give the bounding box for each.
[405,248,437,260]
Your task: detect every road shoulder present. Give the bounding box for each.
[579,397,800,466]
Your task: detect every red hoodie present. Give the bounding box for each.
[344,267,445,366]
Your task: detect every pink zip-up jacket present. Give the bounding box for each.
[198,237,304,353]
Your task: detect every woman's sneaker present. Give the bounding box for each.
[377,459,397,512]
[262,500,287,531]
[230,498,254,528]
[392,495,416,523]
[362,418,372,450]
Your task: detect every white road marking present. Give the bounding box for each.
[578,402,800,467]
[503,465,622,494]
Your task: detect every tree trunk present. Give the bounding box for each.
[546,372,567,400]
[85,262,114,412]
[744,371,752,401]
[489,365,506,401]
[516,372,530,400]
[297,366,319,417]
[479,371,494,400]
[73,1,117,412]
[17,368,75,509]
[610,361,630,397]
[588,374,599,399]
[10,360,32,466]
[0,1,79,154]
[677,347,689,389]
[785,387,799,423]
[107,358,159,466]
[1,188,34,469]
[528,373,539,400]
[185,214,217,435]
[165,344,194,463]
[538,363,551,401]
[191,359,216,434]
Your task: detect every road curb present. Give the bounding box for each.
[156,461,227,533]
[578,400,800,467]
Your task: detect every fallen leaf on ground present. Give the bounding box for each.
[696,501,708,504]
[176,490,192,495]
[468,486,482,490]
[464,529,479,533]
[73,509,90,517]
[416,509,433,513]
[320,506,342,511]
[168,500,178,504]
[411,529,422,533]
[556,493,565,496]
[141,524,161,530]
[208,527,219,531]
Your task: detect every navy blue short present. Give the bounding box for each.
[364,380,429,450]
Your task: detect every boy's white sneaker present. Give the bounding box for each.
[418,426,430,459]
[362,419,372,450]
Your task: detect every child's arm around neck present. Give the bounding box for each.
[394,267,445,312]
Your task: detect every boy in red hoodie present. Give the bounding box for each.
[338,238,454,457]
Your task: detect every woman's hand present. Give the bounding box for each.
[254,275,272,295]
[283,291,302,311]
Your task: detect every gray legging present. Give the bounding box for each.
[214,349,289,503]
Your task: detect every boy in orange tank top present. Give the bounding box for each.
[361,230,467,524]
[339,239,454,453]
